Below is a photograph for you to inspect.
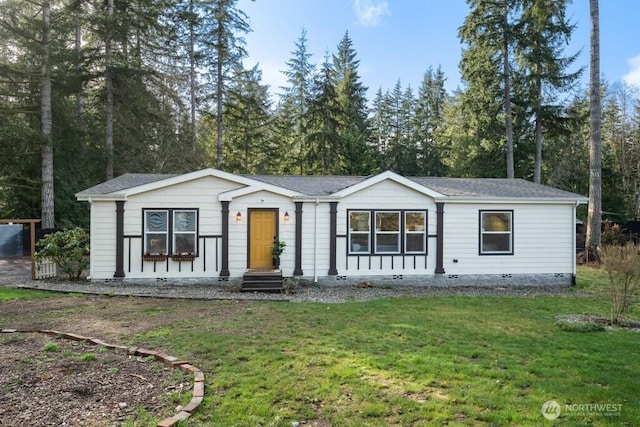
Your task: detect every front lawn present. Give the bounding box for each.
[134,286,636,425]
[1,265,635,426]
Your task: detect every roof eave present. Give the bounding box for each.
[437,196,589,204]
[75,193,127,202]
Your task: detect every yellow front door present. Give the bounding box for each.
[249,210,277,269]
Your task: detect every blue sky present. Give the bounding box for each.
[238,0,640,99]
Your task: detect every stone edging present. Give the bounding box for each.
[0,328,204,427]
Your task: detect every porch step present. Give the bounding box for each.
[241,269,283,293]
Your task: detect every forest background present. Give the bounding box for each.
[0,0,636,229]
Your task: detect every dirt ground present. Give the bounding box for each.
[0,293,235,426]
[0,331,186,426]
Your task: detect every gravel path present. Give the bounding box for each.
[1,256,583,303]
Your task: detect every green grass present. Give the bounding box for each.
[0,287,67,301]
[6,266,639,426]
[79,352,97,362]
[43,342,59,352]
[131,274,638,426]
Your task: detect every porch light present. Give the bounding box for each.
[284,211,290,222]
[236,211,242,222]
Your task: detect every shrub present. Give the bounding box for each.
[555,319,605,333]
[600,243,640,325]
[35,228,90,281]
[602,222,628,246]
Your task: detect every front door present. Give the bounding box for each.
[249,209,277,269]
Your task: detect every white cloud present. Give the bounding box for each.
[353,0,390,27]
[623,55,640,87]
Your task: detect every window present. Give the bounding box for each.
[143,209,198,256]
[405,211,426,253]
[349,211,370,253]
[348,210,428,255]
[375,212,400,253]
[144,210,168,255]
[480,211,513,255]
[173,210,197,255]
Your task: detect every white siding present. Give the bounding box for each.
[335,180,438,276]
[227,190,296,277]
[300,202,331,278]
[89,201,117,279]
[442,203,576,275]
[86,172,578,283]
[90,176,243,279]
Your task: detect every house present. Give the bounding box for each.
[75,168,588,288]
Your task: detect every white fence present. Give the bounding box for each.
[35,258,56,279]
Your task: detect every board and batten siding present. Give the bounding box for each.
[442,202,576,275]
[91,176,245,280]
[228,190,296,277]
[335,180,438,276]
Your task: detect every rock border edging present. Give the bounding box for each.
[0,328,204,427]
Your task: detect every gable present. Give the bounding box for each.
[339,179,438,208]
[331,171,445,199]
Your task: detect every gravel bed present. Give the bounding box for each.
[0,257,582,302]
[1,276,581,303]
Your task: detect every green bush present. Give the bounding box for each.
[35,228,90,281]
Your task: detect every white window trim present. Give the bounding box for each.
[479,210,513,255]
[173,210,198,255]
[404,211,427,254]
[375,211,401,254]
[349,211,371,254]
[144,209,169,255]
[348,209,428,255]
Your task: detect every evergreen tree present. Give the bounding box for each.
[516,0,581,183]
[414,66,448,176]
[369,88,393,170]
[459,0,519,179]
[198,0,251,169]
[278,28,316,174]
[332,32,375,174]
[222,64,276,174]
[304,54,342,174]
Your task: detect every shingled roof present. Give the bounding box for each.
[76,170,586,201]
[408,177,585,199]
[76,173,177,197]
[248,175,368,196]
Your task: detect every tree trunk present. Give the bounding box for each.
[40,0,54,229]
[74,0,85,136]
[105,0,114,180]
[533,73,543,184]
[586,0,602,260]
[503,1,514,179]
[189,0,197,151]
[216,40,223,169]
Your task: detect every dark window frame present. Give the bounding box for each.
[142,208,200,256]
[478,210,514,256]
[347,209,428,256]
